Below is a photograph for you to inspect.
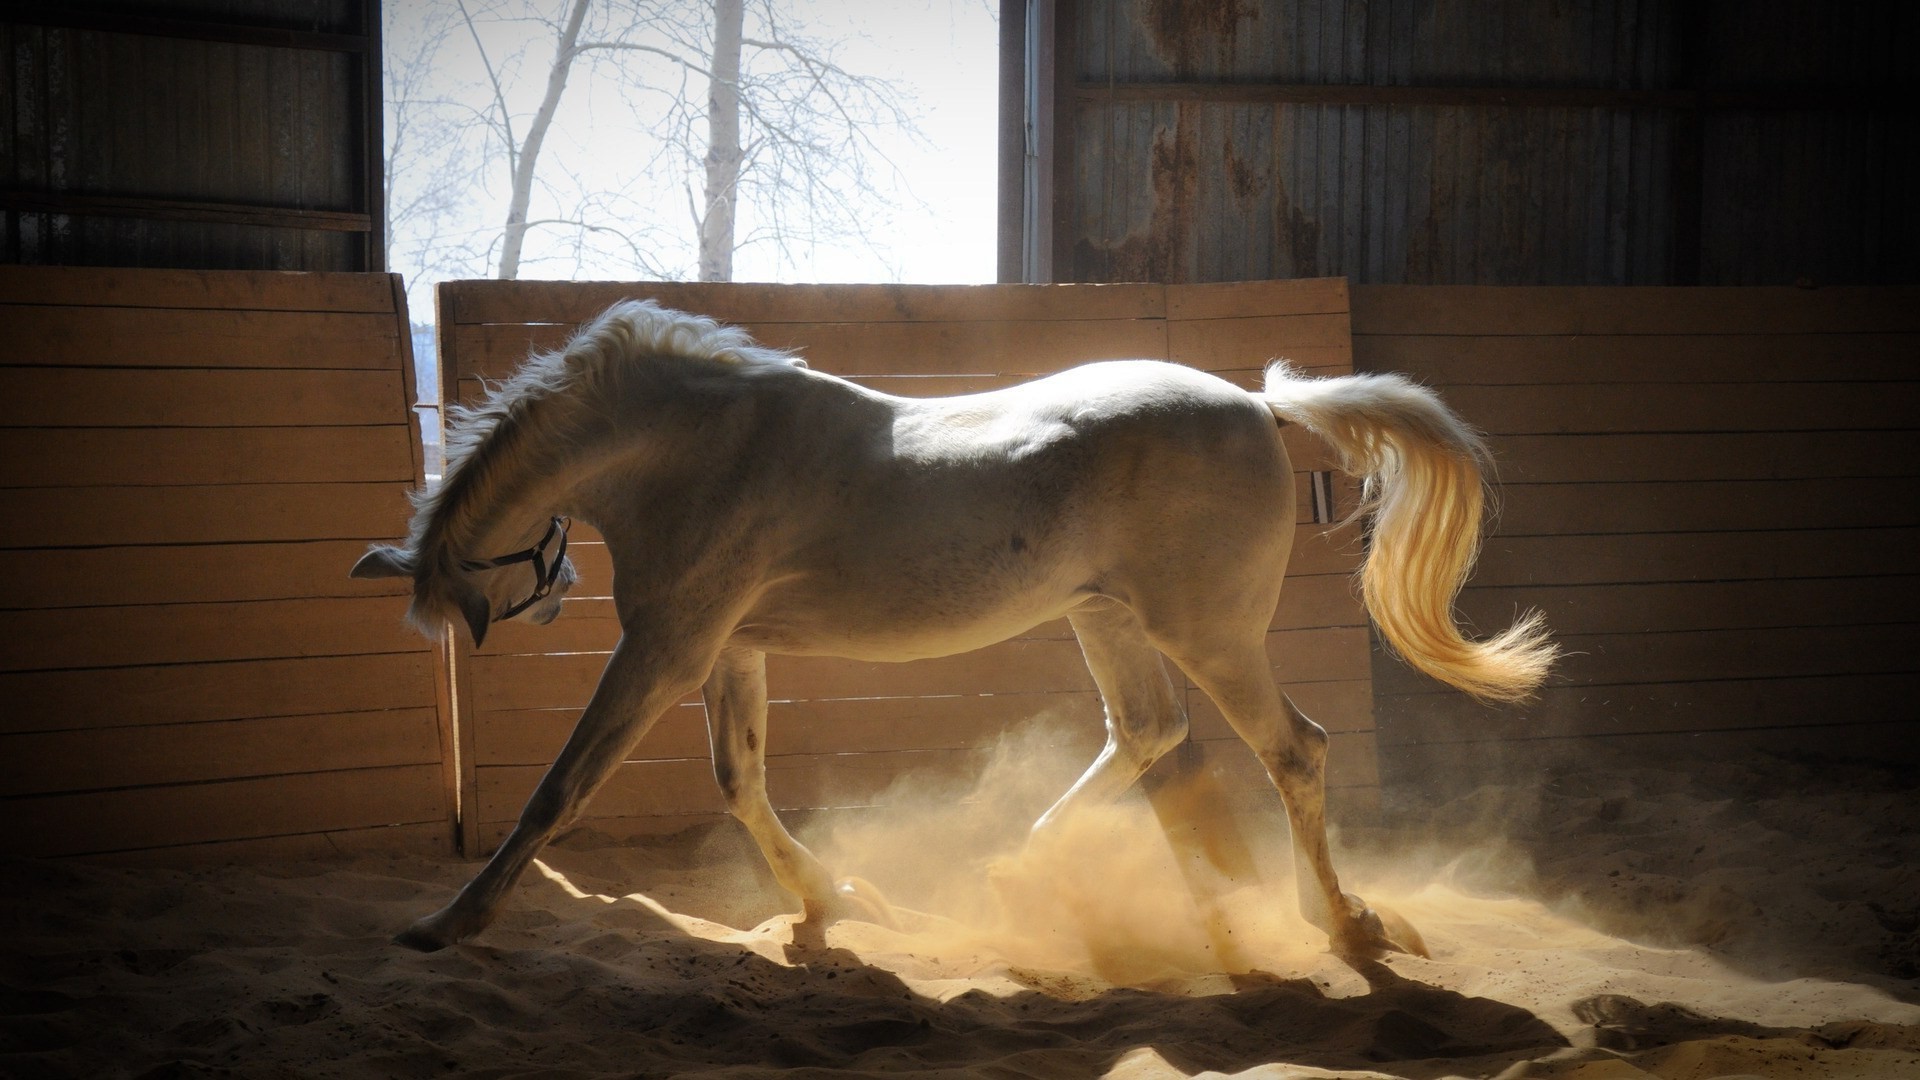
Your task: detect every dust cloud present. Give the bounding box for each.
[796,712,1335,987]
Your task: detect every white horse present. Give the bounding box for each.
[353,300,1554,958]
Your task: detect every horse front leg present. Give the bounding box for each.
[396,634,710,951]
[703,647,894,931]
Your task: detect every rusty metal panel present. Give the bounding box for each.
[1055,0,1911,286]
[1067,94,1678,285]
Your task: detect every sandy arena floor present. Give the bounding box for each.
[4,726,1916,1079]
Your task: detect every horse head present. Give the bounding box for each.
[351,515,577,647]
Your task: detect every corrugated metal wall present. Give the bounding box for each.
[1043,0,1915,286]
[1,0,382,272]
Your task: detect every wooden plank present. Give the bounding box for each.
[1374,622,1918,698]
[13,764,448,858]
[0,265,399,312]
[1289,522,1367,577]
[1380,721,1920,791]
[0,540,409,608]
[477,758,723,824]
[442,280,1171,328]
[0,368,405,427]
[1494,477,1918,536]
[1376,674,1912,745]
[0,307,405,369]
[1178,350,1353,380]
[92,820,452,864]
[1470,528,1918,587]
[474,813,726,852]
[0,596,425,672]
[474,691,1110,768]
[1272,572,1368,630]
[1165,277,1350,319]
[1187,678,1374,741]
[1166,316,1354,369]
[0,652,437,734]
[1263,625,1375,683]
[0,425,418,487]
[1195,729,1379,789]
[0,708,442,797]
[478,746,995,824]
[1,482,415,546]
[1439,382,1914,435]
[1458,576,1917,637]
[1355,331,1920,384]
[1486,431,1920,484]
[475,607,622,658]
[449,317,1175,382]
[1351,285,1920,336]
[462,653,616,712]
[475,704,710,767]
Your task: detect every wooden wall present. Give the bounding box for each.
[438,278,1373,851]
[1352,285,1920,783]
[1,0,382,272]
[1017,0,1915,286]
[0,267,448,858]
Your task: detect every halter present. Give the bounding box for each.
[461,516,571,621]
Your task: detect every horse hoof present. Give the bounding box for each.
[833,876,900,931]
[1371,901,1430,959]
[1331,896,1428,960]
[394,907,476,952]
[393,923,454,952]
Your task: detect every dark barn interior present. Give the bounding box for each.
[2,1,1917,1077]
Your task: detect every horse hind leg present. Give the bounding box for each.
[703,647,893,932]
[1031,603,1191,837]
[1171,637,1427,958]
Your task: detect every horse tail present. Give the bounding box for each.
[1258,363,1556,703]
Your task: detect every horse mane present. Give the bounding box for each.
[399,299,799,633]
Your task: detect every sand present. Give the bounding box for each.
[4,728,1917,1079]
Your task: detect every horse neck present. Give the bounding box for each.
[419,393,602,568]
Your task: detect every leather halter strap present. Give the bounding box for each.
[461,516,571,621]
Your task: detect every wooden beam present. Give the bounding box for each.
[0,190,373,234]
[2,4,370,54]
[997,0,1028,283]
[1072,82,1895,114]
[1045,0,1076,281]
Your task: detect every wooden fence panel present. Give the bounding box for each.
[0,267,453,859]
[1351,285,1920,784]
[438,279,1371,850]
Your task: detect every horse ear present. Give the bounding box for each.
[351,545,414,579]
[460,589,492,648]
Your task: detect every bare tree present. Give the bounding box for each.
[395,0,920,283]
[384,2,484,292]
[700,0,744,281]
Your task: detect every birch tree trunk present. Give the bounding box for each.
[698,0,744,282]
[497,0,591,279]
